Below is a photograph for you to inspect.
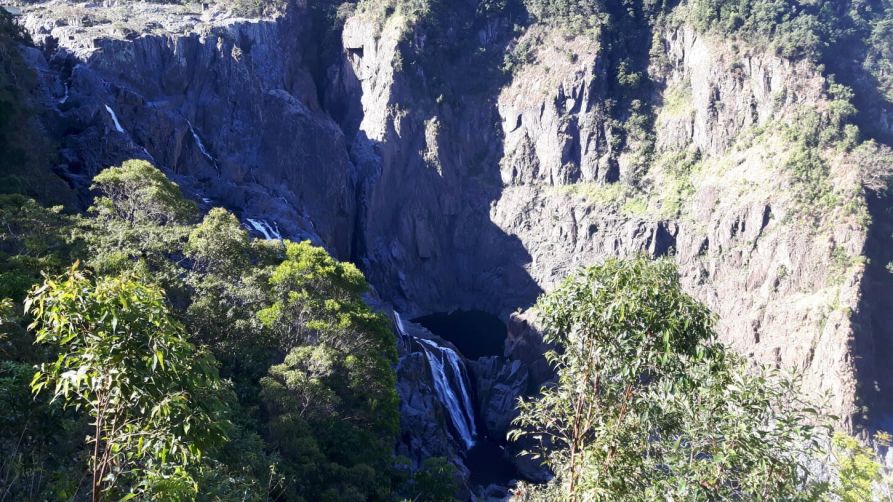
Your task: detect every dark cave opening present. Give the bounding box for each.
[466,438,520,488]
[413,310,507,359]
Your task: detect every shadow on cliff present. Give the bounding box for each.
[853,187,893,432]
[317,0,545,319]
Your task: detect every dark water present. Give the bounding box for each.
[466,437,519,486]
[413,310,519,486]
[413,310,506,359]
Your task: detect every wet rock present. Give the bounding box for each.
[470,357,528,438]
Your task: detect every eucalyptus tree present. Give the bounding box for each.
[510,257,830,501]
[256,240,400,501]
[79,160,195,287]
[26,266,229,501]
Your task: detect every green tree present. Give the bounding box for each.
[186,207,250,276]
[183,209,279,403]
[408,457,459,502]
[0,194,72,301]
[80,159,194,288]
[829,431,890,502]
[27,266,228,501]
[510,257,829,501]
[90,159,195,226]
[257,240,399,501]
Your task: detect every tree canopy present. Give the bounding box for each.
[0,160,417,500]
[510,257,831,501]
[27,266,229,500]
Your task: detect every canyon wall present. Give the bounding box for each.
[21,0,357,254]
[16,0,893,481]
[336,7,891,430]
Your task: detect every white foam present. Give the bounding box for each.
[104,104,125,133]
[246,218,282,240]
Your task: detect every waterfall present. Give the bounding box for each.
[104,104,125,133]
[188,120,215,162]
[395,313,477,449]
[245,218,282,240]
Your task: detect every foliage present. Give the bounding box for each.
[393,456,459,502]
[0,358,87,499]
[865,13,893,100]
[829,432,884,502]
[689,0,832,60]
[502,33,539,74]
[90,159,196,227]
[510,257,830,501]
[27,266,231,500]
[261,346,387,501]
[408,457,459,502]
[79,160,194,290]
[522,0,603,30]
[211,0,288,17]
[258,240,399,500]
[186,207,250,276]
[0,194,73,301]
[0,297,86,499]
[653,147,699,218]
[688,0,893,106]
[31,161,404,500]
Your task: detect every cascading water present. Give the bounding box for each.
[245,218,283,240]
[395,313,477,449]
[104,104,125,133]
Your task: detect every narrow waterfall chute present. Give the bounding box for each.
[417,338,478,448]
[188,120,215,162]
[245,218,282,240]
[395,313,477,449]
[104,104,125,133]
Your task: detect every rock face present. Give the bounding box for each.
[469,356,527,436]
[394,328,467,477]
[16,0,893,485]
[489,23,875,426]
[21,0,357,254]
[335,11,543,319]
[334,8,889,430]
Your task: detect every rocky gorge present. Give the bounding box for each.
[10,0,893,493]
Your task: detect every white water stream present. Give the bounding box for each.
[104,104,125,133]
[245,218,282,240]
[395,313,477,449]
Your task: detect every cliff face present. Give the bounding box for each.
[21,0,357,256]
[336,10,543,318]
[16,0,893,479]
[490,22,873,425]
[336,8,890,430]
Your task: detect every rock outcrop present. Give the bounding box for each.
[469,356,527,437]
